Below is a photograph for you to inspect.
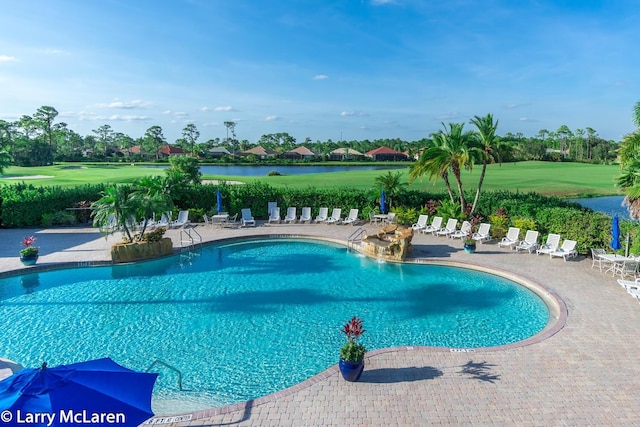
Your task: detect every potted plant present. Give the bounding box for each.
[19,236,39,265]
[463,232,477,253]
[338,316,367,382]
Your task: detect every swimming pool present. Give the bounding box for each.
[0,238,550,414]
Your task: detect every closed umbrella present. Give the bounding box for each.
[380,190,386,214]
[611,215,621,250]
[216,188,223,213]
[0,357,157,427]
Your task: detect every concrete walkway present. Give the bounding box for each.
[1,223,640,426]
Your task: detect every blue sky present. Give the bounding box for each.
[0,0,638,144]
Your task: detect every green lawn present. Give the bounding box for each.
[0,161,623,197]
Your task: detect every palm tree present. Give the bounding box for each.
[409,122,477,213]
[374,171,407,211]
[469,113,499,214]
[615,101,640,218]
[634,100,640,128]
[91,185,139,242]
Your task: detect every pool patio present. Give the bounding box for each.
[1,222,639,426]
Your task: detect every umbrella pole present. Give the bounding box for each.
[626,232,630,257]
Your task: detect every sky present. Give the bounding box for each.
[0,0,638,144]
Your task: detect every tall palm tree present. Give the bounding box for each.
[409,122,477,213]
[615,101,640,218]
[634,100,640,128]
[469,113,499,214]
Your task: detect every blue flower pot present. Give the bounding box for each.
[19,254,38,266]
[339,359,364,382]
[463,242,476,254]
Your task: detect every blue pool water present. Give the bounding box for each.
[0,239,548,414]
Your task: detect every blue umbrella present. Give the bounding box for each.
[0,358,157,427]
[216,188,223,213]
[380,190,386,214]
[611,215,621,250]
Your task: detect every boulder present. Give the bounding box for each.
[110,238,174,263]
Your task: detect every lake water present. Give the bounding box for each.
[143,165,407,176]
[567,195,630,219]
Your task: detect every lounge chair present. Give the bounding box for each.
[536,233,561,256]
[268,207,281,224]
[549,239,578,261]
[436,218,458,237]
[284,207,297,224]
[450,221,472,240]
[299,207,312,223]
[423,216,443,235]
[498,227,520,249]
[171,210,190,228]
[325,208,342,224]
[411,215,429,232]
[617,277,640,292]
[241,208,255,227]
[267,201,277,216]
[314,207,329,223]
[515,230,539,253]
[342,209,359,225]
[155,212,171,228]
[472,223,492,243]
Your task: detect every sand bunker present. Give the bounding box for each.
[201,179,244,185]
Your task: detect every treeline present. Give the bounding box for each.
[0,105,618,167]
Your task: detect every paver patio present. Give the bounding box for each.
[1,222,639,426]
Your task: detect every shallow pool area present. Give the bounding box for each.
[0,238,550,415]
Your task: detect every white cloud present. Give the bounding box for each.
[341,111,368,117]
[174,112,189,118]
[313,74,328,80]
[264,115,280,121]
[519,117,538,122]
[215,106,234,112]
[77,112,150,122]
[0,55,17,62]
[162,110,172,115]
[96,99,151,109]
[201,106,211,112]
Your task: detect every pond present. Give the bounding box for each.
[567,196,630,219]
[142,164,407,176]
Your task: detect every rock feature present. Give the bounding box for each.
[359,225,413,261]
[110,238,174,263]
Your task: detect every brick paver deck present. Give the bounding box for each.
[1,222,639,426]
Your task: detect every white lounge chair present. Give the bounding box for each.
[411,215,429,232]
[284,207,297,224]
[423,216,443,235]
[267,201,277,216]
[241,208,255,227]
[536,233,561,256]
[515,230,539,253]
[299,207,312,223]
[436,218,458,237]
[498,227,520,249]
[268,207,281,224]
[325,208,342,224]
[617,277,640,292]
[450,221,472,240]
[342,209,359,225]
[155,212,171,228]
[171,210,190,228]
[549,239,578,261]
[314,207,329,223]
[472,223,492,243]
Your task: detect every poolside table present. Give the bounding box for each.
[598,254,636,276]
[210,213,229,227]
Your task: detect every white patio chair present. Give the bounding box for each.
[436,218,458,237]
[549,239,578,261]
[615,260,639,280]
[268,207,281,224]
[472,223,492,243]
[423,216,443,235]
[299,207,312,223]
[314,207,329,223]
[515,230,539,253]
[171,210,190,228]
[325,208,342,224]
[450,221,472,240]
[536,233,561,256]
[411,215,429,232]
[241,208,255,227]
[342,209,359,225]
[498,227,520,249]
[284,207,297,224]
[590,248,611,272]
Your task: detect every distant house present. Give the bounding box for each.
[365,146,408,161]
[207,146,231,158]
[159,145,186,157]
[328,148,365,161]
[281,146,318,160]
[242,145,277,159]
[127,145,146,157]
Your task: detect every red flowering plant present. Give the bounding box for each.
[339,316,367,362]
[20,236,39,257]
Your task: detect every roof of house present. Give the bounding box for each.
[330,147,364,156]
[285,146,318,156]
[365,146,405,156]
[160,145,186,155]
[243,145,277,156]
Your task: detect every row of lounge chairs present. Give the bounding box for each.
[240,207,361,227]
[411,215,492,243]
[497,227,577,261]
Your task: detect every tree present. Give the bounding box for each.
[634,101,640,128]
[469,113,499,214]
[167,155,201,185]
[33,106,58,164]
[224,121,239,156]
[93,124,114,158]
[374,171,407,211]
[615,101,640,218]
[143,126,166,160]
[409,122,477,213]
[181,123,200,157]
